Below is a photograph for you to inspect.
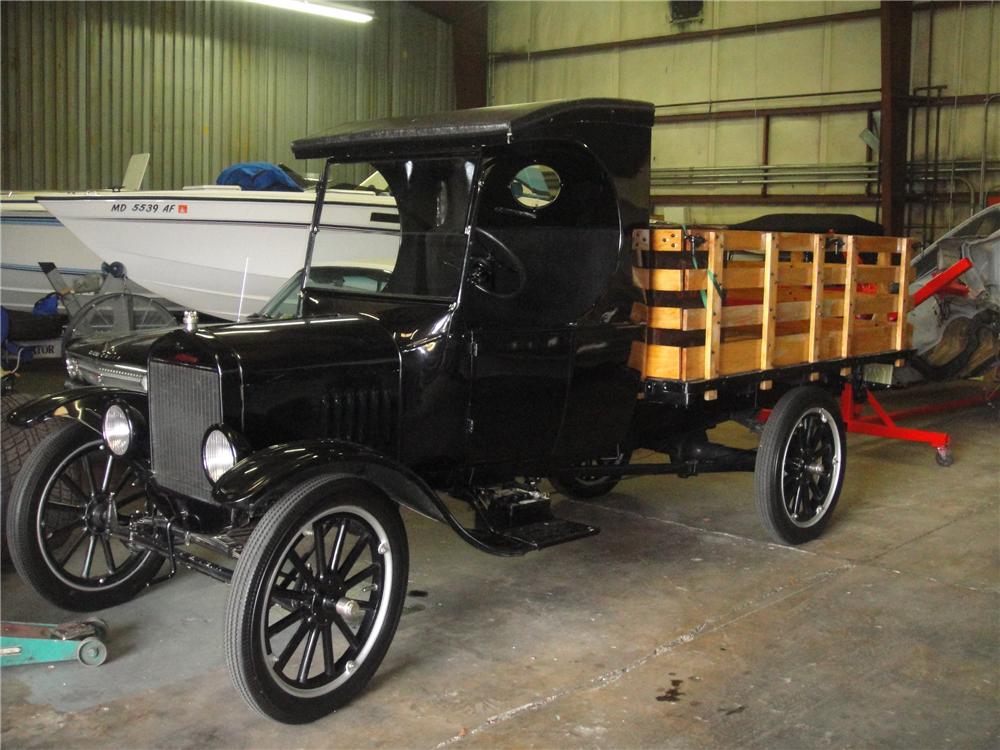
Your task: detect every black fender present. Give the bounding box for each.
[212,439,524,556]
[212,439,449,522]
[6,387,148,435]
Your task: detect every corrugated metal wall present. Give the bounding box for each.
[1,1,454,191]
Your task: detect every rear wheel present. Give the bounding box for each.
[755,387,846,544]
[225,476,408,723]
[550,448,631,500]
[7,423,162,610]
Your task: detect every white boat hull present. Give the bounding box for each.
[41,190,399,320]
[1,193,174,316]
[0,197,106,312]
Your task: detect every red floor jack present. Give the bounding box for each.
[838,381,990,466]
[839,257,995,466]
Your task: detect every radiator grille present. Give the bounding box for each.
[328,385,395,450]
[148,360,223,501]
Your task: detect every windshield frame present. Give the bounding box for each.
[297,154,482,314]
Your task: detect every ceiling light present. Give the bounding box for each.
[248,0,374,24]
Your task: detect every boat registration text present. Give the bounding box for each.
[110,203,188,214]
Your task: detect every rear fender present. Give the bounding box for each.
[6,387,148,435]
[212,440,450,525]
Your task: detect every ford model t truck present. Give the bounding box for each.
[7,99,911,722]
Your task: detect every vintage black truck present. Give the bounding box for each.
[6,99,910,723]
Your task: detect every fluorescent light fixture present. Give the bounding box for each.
[248,0,374,24]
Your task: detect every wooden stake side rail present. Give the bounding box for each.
[629,227,914,385]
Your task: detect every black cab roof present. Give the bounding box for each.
[291,98,654,161]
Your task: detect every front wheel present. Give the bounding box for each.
[225,476,408,723]
[754,387,846,544]
[7,423,163,610]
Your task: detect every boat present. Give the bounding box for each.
[1,155,162,315]
[0,193,111,313]
[39,187,400,320]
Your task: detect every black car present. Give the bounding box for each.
[7,99,868,723]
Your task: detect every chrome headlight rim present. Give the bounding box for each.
[102,402,134,457]
[201,424,245,485]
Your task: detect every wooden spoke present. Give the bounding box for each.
[82,535,98,578]
[267,608,307,639]
[274,621,309,673]
[297,627,321,683]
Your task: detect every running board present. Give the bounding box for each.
[453,485,600,555]
[468,518,599,554]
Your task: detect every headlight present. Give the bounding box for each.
[202,427,238,484]
[66,357,80,380]
[102,404,133,456]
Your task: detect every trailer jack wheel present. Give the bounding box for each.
[935,446,954,467]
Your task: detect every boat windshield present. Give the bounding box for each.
[304,155,477,301]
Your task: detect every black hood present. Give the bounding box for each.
[147,314,403,449]
[68,314,402,374]
[149,315,400,374]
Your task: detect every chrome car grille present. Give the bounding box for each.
[148,360,223,501]
[329,384,395,451]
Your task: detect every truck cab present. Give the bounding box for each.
[258,99,656,484]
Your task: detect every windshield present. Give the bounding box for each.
[258,266,392,319]
[303,156,477,302]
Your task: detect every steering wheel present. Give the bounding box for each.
[467,228,526,299]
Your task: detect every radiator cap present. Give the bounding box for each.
[183,310,199,333]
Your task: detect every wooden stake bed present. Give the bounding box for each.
[629,226,914,394]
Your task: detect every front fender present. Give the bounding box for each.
[214,439,532,557]
[6,387,148,434]
[212,439,449,525]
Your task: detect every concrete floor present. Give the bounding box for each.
[2,362,998,749]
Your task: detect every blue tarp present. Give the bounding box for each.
[216,162,303,192]
[1,307,32,363]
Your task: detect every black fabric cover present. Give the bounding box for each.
[729,213,885,236]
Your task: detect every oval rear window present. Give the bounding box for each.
[510,165,561,209]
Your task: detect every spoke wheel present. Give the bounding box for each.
[7,423,162,611]
[226,476,408,724]
[755,387,846,544]
[549,448,631,500]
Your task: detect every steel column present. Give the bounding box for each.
[412,1,487,109]
[879,1,913,235]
